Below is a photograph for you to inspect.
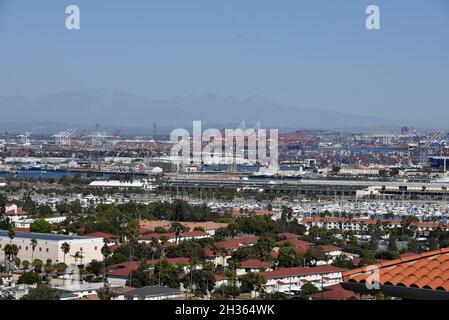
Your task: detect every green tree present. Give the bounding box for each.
[305,246,327,266]
[97,281,118,300]
[0,194,7,214]
[241,272,267,297]
[21,285,60,300]
[87,261,105,277]
[331,255,353,269]
[32,259,43,273]
[387,237,400,259]
[101,238,111,277]
[360,250,377,266]
[407,239,422,254]
[30,219,52,233]
[36,205,53,218]
[280,206,294,229]
[61,242,70,264]
[278,243,304,268]
[185,269,215,296]
[22,260,30,270]
[127,269,151,288]
[152,260,180,289]
[70,199,82,215]
[253,235,275,261]
[8,226,15,244]
[30,238,38,263]
[3,243,19,273]
[331,165,341,174]
[45,259,55,274]
[301,282,319,296]
[18,271,43,285]
[21,194,37,215]
[55,202,70,214]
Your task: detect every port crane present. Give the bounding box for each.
[54,129,76,146]
[408,130,444,166]
[18,128,37,147]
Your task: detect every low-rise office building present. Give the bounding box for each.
[0,231,104,265]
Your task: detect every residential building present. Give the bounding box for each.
[0,231,104,265]
[256,265,345,294]
[124,285,185,300]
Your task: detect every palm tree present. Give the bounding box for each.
[72,251,82,266]
[61,242,70,264]
[8,226,15,245]
[220,248,229,267]
[101,238,111,277]
[4,244,18,260]
[3,244,19,274]
[30,238,38,264]
[150,238,159,260]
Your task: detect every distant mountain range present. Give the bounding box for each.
[0,88,445,134]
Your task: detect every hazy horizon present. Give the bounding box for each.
[1,0,448,123]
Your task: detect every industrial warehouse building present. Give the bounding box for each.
[0,231,104,265]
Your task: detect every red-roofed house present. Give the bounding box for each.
[204,246,231,267]
[276,239,313,248]
[301,217,447,235]
[256,265,345,294]
[294,245,344,265]
[309,283,369,300]
[214,274,229,287]
[140,230,210,244]
[236,259,275,276]
[278,232,300,240]
[215,236,258,250]
[3,203,29,223]
[106,257,194,283]
[84,232,118,241]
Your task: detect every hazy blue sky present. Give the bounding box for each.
[0,0,448,120]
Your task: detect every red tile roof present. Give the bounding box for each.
[108,244,119,252]
[107,257,190,277]
[214,274,228,281]
[84,232,117,240]
[294,245,340,254]
[204,247,217,257]
[140,231,209,240]
[4,209,29,216]
[276,239,313,247]
[238,259,274,269]
[278,232,300,240]
[320,245,342,252]
[271,252,279,259]
[138,220,229,234]
[147,257,190,266]
[309,283,368,300]
[343,247,449,292]
[215,236,258,249]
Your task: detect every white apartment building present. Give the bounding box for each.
[0,231,104,265]
[257,266,344,294]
